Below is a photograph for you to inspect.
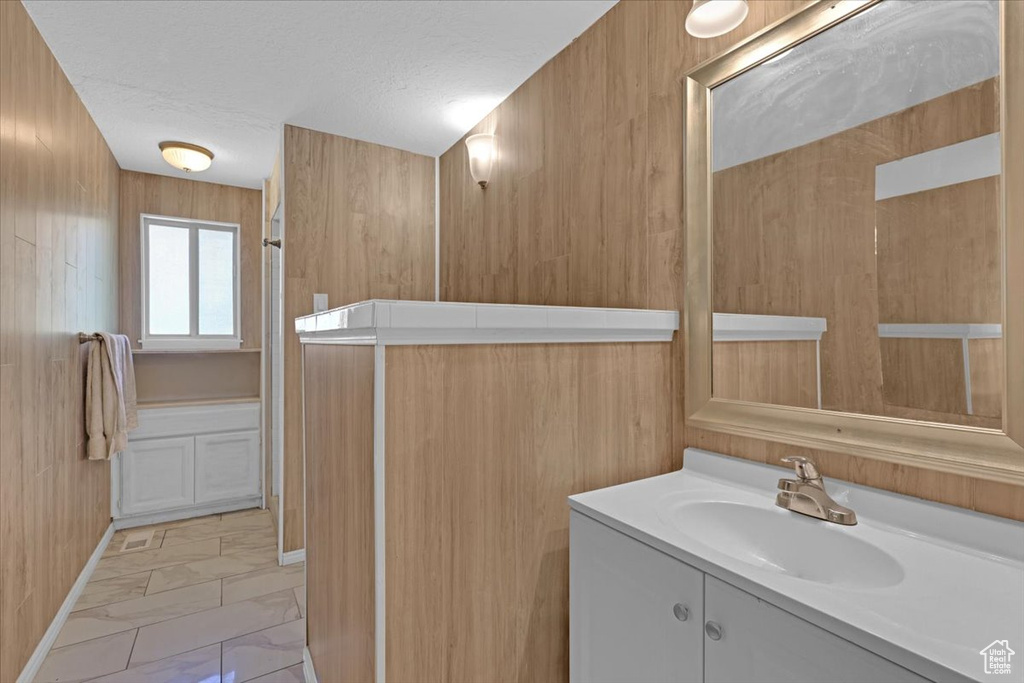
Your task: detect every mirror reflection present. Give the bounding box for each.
[710,0,1002,428]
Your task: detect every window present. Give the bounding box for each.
[141,214,240,350]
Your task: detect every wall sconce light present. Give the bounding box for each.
[685,0,749,38]
[159,141,214,173]
[465,133,495,189]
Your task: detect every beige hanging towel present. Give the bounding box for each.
[86,333,138,460]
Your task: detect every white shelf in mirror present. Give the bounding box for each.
[712,313,827,342]
[875,132,1000,201]
[295,299,678,345]
[878,323,1002,340]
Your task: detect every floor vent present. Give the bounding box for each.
[120,530,155,553]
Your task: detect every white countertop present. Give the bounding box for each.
[295,299,678,345]
[569,449,1024,683]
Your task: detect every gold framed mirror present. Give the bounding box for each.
[684,0,1023,483]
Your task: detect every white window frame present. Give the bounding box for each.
[140,213,242,351]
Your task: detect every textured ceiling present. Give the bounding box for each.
[712,0,999,170]
[23,0,616,189]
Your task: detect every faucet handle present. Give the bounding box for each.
[781,456,821,481]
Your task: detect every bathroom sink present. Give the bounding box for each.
[662,501,904,589]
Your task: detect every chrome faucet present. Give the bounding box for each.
[775,456,857,526]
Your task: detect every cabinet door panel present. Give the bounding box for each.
[571,511,704,683]
[195,431,260,503]
[704,576,927,683]
[121,437,195,515]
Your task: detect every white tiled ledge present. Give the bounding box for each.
[713,312,827,342]
[295,300,678,346]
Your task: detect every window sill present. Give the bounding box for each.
[140,339,243,352]
[133,348,259,355]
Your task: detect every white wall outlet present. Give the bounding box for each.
[313,293,328,313]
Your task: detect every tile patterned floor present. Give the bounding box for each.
[35,509,305,683]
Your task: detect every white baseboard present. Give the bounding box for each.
[303,646,319,683]
[17,522,115,683]
[113,496,261,530]
[281,548,305,566]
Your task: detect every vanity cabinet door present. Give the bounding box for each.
[570,511,704,683]
[703,577,927,683]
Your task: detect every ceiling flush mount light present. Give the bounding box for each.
[159,141,214,173]
[465,133,495,189]
[685,0,749,38]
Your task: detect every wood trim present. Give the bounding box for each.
[684,74,712,417]
[1002,0,1023,446]
[684,0,1024,482]
[688,399,1022,483]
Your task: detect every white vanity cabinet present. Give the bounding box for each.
[570,511,928,683]
[114,401,261,527]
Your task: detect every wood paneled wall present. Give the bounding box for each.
[437,1,1024,520]
[440,0,808,472]
[383,343,673,682]
[712,341,818,409]
[303,344,376,683]
[282,125,435,551]
[874,171,1001,426]
[712,131,884,415]
[0,2,121,679]
[876,176,1001,325]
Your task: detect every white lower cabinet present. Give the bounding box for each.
[120,436,195,515]
[570,511,928,683]
[115,402,261,527]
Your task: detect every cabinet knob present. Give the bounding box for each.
[704,621,723,641]
[672,603,689,622]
